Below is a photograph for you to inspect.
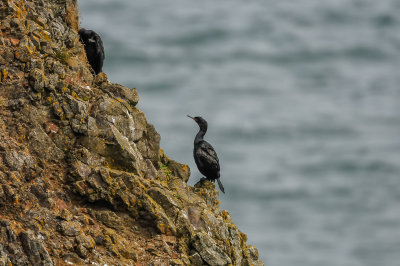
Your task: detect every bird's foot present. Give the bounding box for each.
[199,177,207,182]
[194,177,208,190]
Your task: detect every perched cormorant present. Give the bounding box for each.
[188,115,225,193]
[78,28,105,74]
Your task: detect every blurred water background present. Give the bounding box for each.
[79,0,400,265]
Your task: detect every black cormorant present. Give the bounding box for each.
[78,28,105,74]
[188,115,225,193]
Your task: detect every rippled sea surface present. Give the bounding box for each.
[80,1,400,265]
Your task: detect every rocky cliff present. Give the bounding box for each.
[0,0,263,265]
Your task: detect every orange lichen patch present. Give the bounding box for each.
[31,36,41,49]
[7,219,23,234]
[14,0,27,16]
[157,222,176,236]
[9,172,21,183]
[25,45,34,55]
[79,215,91,225]
[40,30,51,41]
[10,38,20,46]
[132,88,139,103]
[220,210,230,220]
[2,69,8,80]
[11,2,24,18]
[239,231,248,243]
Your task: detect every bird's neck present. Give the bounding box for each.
[194,128,206,144]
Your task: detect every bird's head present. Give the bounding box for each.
[78,28,97,44]
[187,115,208,131]
[78,28,89,39]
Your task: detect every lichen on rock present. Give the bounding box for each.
[0,0,263,265]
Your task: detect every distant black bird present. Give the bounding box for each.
[188,115,225,193]
[78,28,105,74]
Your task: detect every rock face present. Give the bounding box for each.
[0,0,264,265]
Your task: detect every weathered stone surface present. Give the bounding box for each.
[20,232,54,266]
[57,221,81,237]
[28,125,64,160]
[160,150,191,182]
[3,150,35,170]
[147,187,180,217]
[100,82,139,107]
[29,68,45,92]
[247,247,264,265]
[109,124,145,172]
[190,251,205,266]
[75,234,95,250]
[0,0,264,265]
[193,232,232,266]
[75,244,88,258]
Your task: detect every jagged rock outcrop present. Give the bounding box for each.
[0,0,263,265]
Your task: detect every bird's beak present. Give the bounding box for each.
[88,38,96,43]
[187,115,195,120]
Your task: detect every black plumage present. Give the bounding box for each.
[78,28,105,74]
[188,115,225,193]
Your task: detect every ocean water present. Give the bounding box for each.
[79,1,400,265]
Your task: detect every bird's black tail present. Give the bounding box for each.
[217,178,225,194]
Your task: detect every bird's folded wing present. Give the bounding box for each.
[94,35,105,59]
[196,146,219,170]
